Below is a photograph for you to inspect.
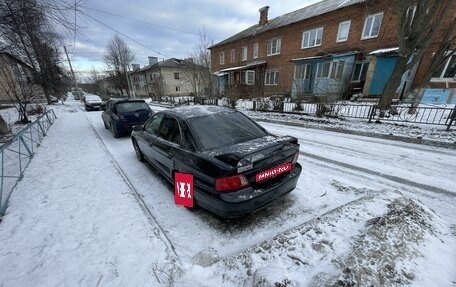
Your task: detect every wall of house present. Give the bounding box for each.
[161,67,195,97]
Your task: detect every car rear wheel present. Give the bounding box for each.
[132,139,144,162]
[110,123,120,138]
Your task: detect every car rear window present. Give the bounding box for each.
[187,111,268,150]
[116,101,150,113]
[85,95,101,101]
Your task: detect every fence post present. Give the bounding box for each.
[253,101,256,111]
[447,105,456,131]
[368,105,377,123]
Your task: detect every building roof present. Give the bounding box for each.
[210,0,366,49]
[130,58,197,74]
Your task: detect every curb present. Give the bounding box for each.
[253,118,456,150]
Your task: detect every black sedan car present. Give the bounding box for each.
[102,98,153,138]
[131,105,302,218]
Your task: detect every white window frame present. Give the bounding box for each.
[265,70,279,85]
[302,27,323,49]
[337,21,351,42]
[241,70,255,85]
[219,51,225,65]
[317,61,331,78]
[331,60,345,79]
[241,46,248,61]
[230,49,235,63]
[253,43,259,59]
[351,61,369,82]
[267,38,281,56]
[294,63,311,80]
[431,52,456,80]
[362,12,383,40]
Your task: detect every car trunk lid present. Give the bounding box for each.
[210,135,299,185]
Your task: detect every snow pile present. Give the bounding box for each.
[332,197,441,286]
[177,192,451,286]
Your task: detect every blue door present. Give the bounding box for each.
[368,56,397,96]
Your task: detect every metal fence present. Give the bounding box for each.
[251,101,456,130]
[0,109,57,215]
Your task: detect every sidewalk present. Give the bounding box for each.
[0,103,177,286]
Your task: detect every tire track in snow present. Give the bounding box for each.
[300,151,456,198]
[84,113,181,263]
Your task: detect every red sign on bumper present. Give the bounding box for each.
[174,172,194,207]
[256,162,292,182]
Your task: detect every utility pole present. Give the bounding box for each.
[64,45,77,88]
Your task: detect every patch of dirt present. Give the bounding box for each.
[331,197,437,287]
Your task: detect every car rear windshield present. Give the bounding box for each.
[187,111,268,150]
[116,101,150,113]
[85,95,101,101]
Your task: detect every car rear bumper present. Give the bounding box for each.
[195,163,302,218]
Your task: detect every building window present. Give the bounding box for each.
[362,12,383,39]
[294,63,311,79]
[265,70,279,85]
[351,61,369,82]
[331,60,345,79]
[241,70,255,85]
[317,62,331,78]
[253,43,259,59]
[432,53,456,79]
[302,27,323,49]
[176,86,181,92]
[267,38,281,56]
[241,46,248,61]
[174,72,179,79]
[337,21,351,42]
[219,51,225,65]
[230,49,235,63]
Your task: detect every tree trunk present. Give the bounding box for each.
[378,55,408,110]
[0,115,9,135]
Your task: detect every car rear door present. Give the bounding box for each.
[151,116,182,178]
[138,114,164,163]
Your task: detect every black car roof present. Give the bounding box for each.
[166,105,235,120]
[108,98,147,104]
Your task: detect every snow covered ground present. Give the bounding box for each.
[0,96,455,286]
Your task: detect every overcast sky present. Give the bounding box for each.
[66,0,322,79]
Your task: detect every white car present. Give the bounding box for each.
[84,95,103,111]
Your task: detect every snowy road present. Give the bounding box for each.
[85,107,456,262]
[1,100,455,286]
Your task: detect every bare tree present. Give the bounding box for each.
[104,35,135,97]
[148,72,166,100]
[187,29,214,97]
[0,0,78,104]
[0,55,42,124]
[379,0,455,110]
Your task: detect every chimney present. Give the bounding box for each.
[148,56,158,66]
[259,6,269,26]
[132,64,140,71]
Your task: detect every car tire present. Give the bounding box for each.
[110,123,120,138]
[132,139,144,162]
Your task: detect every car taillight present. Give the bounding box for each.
[215,174,249,192]
[292,152,299,164]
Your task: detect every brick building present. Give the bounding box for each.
[209,0,456,101]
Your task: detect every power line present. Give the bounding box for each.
[85,7,210,38]
[78,10,170,59]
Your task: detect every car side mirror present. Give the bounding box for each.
[132,125,143,132]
